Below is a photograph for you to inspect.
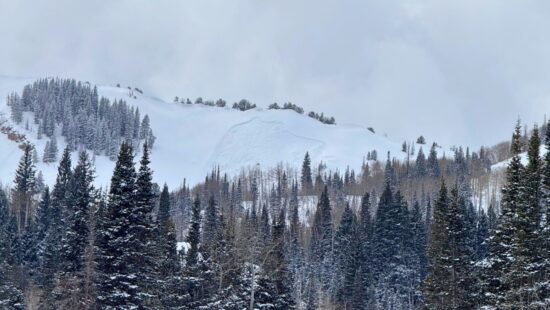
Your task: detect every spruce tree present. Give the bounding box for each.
[40,148,72,307]
[270,208,294,309]
[309,186,333,295]
[0,189,25,309]
[61,151,95,273]
[505,125,545,306]
[542,121,550,304]
[482,122,524,308]
[427,143,441,178]
[333,203,358,308]
[156,184,184,308]
[95,142,156,309]
[415,146,427,178]
[12,143,36,231]
[423,182,451,309]
[53,151,95,307]
[301,152,313,194]
[183,196,212,307]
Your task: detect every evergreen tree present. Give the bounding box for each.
[0,189,25,309]
[505,125,545,306]
[410,198,428,279]
[40,148,72,307]
[156,184,185,308]
[95,142,156,309]
[427,143,440,178]
[12,143,36,231]
[301,152,313,194]
[309,186,333,295]
[22,187,51,274]
[415,146,427,178]
[61,151,95,273]
[183,196,208,307]
[423,182,473,309]
[351,192,373,309]
[270,208,294,309]
[50,151,96,307]
[542,121,550,304]
[333,203,358,308]
[482,122,525,308]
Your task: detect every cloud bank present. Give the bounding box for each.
[0,0,548,147]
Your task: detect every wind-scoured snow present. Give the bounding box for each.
[0,76,412,188]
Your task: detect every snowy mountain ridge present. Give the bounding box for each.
[0,76,429,188]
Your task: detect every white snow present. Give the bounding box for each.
[176,241,190,253]
[0,75,423,188]
[491,145,547,171]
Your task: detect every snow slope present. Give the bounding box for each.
[0,76,414,188]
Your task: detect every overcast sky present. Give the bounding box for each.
[0,0,548,148]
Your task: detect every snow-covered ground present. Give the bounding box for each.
[491,145,546,171]
[0,75,429,188]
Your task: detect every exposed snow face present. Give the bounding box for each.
[0,76,411,188]
[491,145,546,171]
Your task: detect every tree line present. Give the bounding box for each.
[0,120,548,309]
[6,78,155,161]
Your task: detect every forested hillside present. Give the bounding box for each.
[0,114,548,308]
[6,78,155,159]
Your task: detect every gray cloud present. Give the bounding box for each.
[0,0,548,148]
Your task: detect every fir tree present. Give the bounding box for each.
[40,148,72,307]
[156,184,185,308]
[12,143,36,231]
[482,121,525,308]
[301,152,313,194]
[505,125,545,306]
[427,143,440,178]
[95,142,156,309]
[309,186,333,295]
[415,146,427,178]
[333,203,358,308]
[55,151,96,308]
[0,189,25,309]
[183,196,208,307]
[61,151,95,273]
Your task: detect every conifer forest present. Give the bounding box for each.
[1,107,549,309]
[1,1,549,309]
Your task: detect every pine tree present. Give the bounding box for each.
[542,121,550,304]
[49,136,58,162]
[415,146,427,177]
[482,121,524,308]
[350,192,373,310]
[288,181,304,307]
[410,198,427,279]
[43,141,52,163]
[156,184,185,308]
[269,208,294,309]
[133,142,160,307]
[12,143,36,231]
[0,189,25,310]
[22,187,51,274]
[157,184,171,227]
[40,148,72,307]
[301,152,313,194]
[333,203,358,308]
[309,186,333,296]
[95,142,156,309]
[61,151,95,273]
[423,182,451,308]
[427,143,440,178]
[53,151,96,308]
[505,125,545,306]
[183,196,208,307]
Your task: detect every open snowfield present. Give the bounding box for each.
[1,76,423,188]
